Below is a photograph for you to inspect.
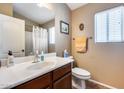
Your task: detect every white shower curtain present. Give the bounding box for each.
[33,26,48,54]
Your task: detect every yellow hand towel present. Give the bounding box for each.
[75,36,88,53]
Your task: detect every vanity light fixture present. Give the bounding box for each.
[37,3,47,8]
[37,3,51,10]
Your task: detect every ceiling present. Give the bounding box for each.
[13,3,55,24]
[66,3,87,10]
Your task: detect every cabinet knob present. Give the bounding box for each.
[21,49,25,52]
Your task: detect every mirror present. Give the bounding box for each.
[0,3,55,58]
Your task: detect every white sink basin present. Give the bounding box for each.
[27,62,56,70]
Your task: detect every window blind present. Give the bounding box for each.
[108,8,122,42]
[95,6,124,43]
[95,12,107,42]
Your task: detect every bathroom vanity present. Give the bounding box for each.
[0,56,73,89]
[13,63,72,89]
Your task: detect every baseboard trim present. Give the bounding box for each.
[88,79,117,89]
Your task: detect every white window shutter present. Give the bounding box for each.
[95,6,124,43]
[95,12,107,42]
[108,7,122,42]
[123,7,124,41]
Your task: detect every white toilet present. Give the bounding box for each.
[72,67,91,89]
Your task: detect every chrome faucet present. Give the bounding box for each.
[33,50,40,63]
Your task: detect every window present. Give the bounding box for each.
[49,27,55,44]
[95,6,124,42]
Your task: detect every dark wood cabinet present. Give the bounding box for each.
[13,63,72,89]
[53,73,72,89]
[14,73,52,89]
[53,63,71,81]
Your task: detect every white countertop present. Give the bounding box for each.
[0,56,74,89]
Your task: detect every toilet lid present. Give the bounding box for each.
[72,67,91,77]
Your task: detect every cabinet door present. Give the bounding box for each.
[53,63,71,81]
[53,73,72,89]
[14,73,52,89]
[0,14,25,58]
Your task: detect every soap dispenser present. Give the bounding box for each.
[40,51,44,62]
[64,49,69,58]
[7,50,14,67]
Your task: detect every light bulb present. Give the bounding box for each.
[37,3,52,10]
[37,3,47,8]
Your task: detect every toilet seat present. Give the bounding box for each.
[72,67,91,80]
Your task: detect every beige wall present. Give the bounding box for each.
[41,19,55,28]
[0,3,13,16]
[49,3,72,56]
[72,3,124,88]
[13,12,40,32]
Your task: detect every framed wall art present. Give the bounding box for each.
[60,20,69,34]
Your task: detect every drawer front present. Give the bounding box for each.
[53,72,72,89]
[53,63,71,81]
[14,73,51,89]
